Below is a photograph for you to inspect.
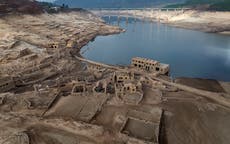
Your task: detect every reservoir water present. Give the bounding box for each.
[81,16,230,81]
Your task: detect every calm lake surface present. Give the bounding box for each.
[81,16,230,81]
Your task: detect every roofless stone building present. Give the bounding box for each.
[131,57,169,75]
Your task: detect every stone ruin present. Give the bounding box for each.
[0,77,16,93]
[131,57,169,75]
[17,48,32,58]
[110,107,163,144]
[113,71,135,83]
[120,108,162,144]
[0,55,169,143]
[87,63,106,73]
[66,39,77,49]
[115,81,143,105]
[71,81,94,94]
[2,132,30,144]
[0,62,57,93]
[48,42,59,49]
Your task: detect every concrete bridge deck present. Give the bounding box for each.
[87,7,191,11]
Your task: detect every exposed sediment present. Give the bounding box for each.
[0,9,230,144]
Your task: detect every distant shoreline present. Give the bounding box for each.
[91,10,230,35]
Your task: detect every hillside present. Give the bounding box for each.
[209,0,230,11]
[0,0,81,15]
[165,0,230,11]
[54,0,186,8]
[0,0,43,14]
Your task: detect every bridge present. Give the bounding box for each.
[87,7,191,11]
[88,7,191,23]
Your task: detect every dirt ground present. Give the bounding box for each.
[175,77,226,93]
[27,125,96,144]
[0,9,230,144]
[162,97,230,144]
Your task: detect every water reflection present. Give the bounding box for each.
[206,45,230,66]
[82,16,230,81]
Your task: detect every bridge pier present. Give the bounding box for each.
[117,15,121,26]
[89,8,191,19]
[181,9,184,12]
[108,15,111,22]
[134,12,137,22]
[118,15,120,20]
[126,16,129,24]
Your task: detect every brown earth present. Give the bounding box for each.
[175,77,226,93]
[162,93,230,144]
[0,7,230,144]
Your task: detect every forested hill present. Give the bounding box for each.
[165,0,230,11]
[0,0,43,14]
[54,0,186,8]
